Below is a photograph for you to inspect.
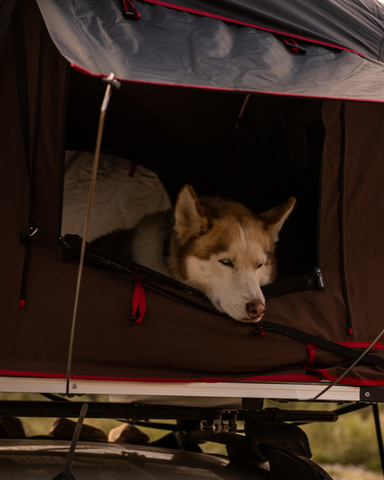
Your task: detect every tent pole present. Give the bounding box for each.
[65,73,120,396]
[372,404,384,476]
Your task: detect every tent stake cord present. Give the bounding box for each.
[65,74,120,396]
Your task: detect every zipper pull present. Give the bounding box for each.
[281,37,307,54]
[122,0,141,19]
[315,268,325,290]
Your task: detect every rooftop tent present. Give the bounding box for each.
[1,0,384,391]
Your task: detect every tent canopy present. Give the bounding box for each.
[35,0,384,100]
[142,0,384,58]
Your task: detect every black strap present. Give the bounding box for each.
[13,5,44,306]
[254,320,384,370]
[61,234,206,298]
[13,2,31,306]
[61,234,230,317]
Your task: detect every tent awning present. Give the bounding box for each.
[142,0,384,60]
[35,0,384,101]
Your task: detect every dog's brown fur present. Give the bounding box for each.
[92,185,296,322]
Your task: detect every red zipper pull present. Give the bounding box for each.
[282,37,307,54]
[122,0,141,19]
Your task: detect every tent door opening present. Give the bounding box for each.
[62,70,325,299]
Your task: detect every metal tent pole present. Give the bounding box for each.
[372,404,384,477]
[65,73,120,396]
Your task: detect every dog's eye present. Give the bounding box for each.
[219,259,234,268]
[257,263,263,269]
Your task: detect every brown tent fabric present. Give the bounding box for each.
[0,0,68,365]
[1,0,384,387]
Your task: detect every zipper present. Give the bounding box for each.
[18,18,45,308]
[339,102,353,337]
[57,64,71,258]
[316,116,325,275]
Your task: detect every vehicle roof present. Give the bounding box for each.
[0,439,265,479]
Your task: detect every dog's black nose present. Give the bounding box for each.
[246,301,265,319]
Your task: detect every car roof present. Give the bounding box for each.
[0,439,266,479]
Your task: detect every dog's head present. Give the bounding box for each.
[169,185,296,323]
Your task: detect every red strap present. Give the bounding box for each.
[282,37,306,54]
[122,0,141,19]
[131,279,146,323]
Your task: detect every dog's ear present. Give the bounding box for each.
[258,197,296,243]
[174,185,207,242]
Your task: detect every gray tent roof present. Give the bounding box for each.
[35,0,384,101]
[143,0,384,60]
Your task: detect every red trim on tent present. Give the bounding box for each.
[141,0,363,56]
[305,342,384,370]
[70,63,384,104]
[303,343,317,370]
[303,342,384,386]
[318,369,384,387]
[3,345,381,386]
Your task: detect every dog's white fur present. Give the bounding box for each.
[92,185,296,323]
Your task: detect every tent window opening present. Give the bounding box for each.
[62,70,324,297]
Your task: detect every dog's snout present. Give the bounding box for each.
[246,301,265,320]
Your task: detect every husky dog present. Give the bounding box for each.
[91,185,296,323]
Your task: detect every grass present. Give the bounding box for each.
[301,403,383,472]
[266,400,384,473]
